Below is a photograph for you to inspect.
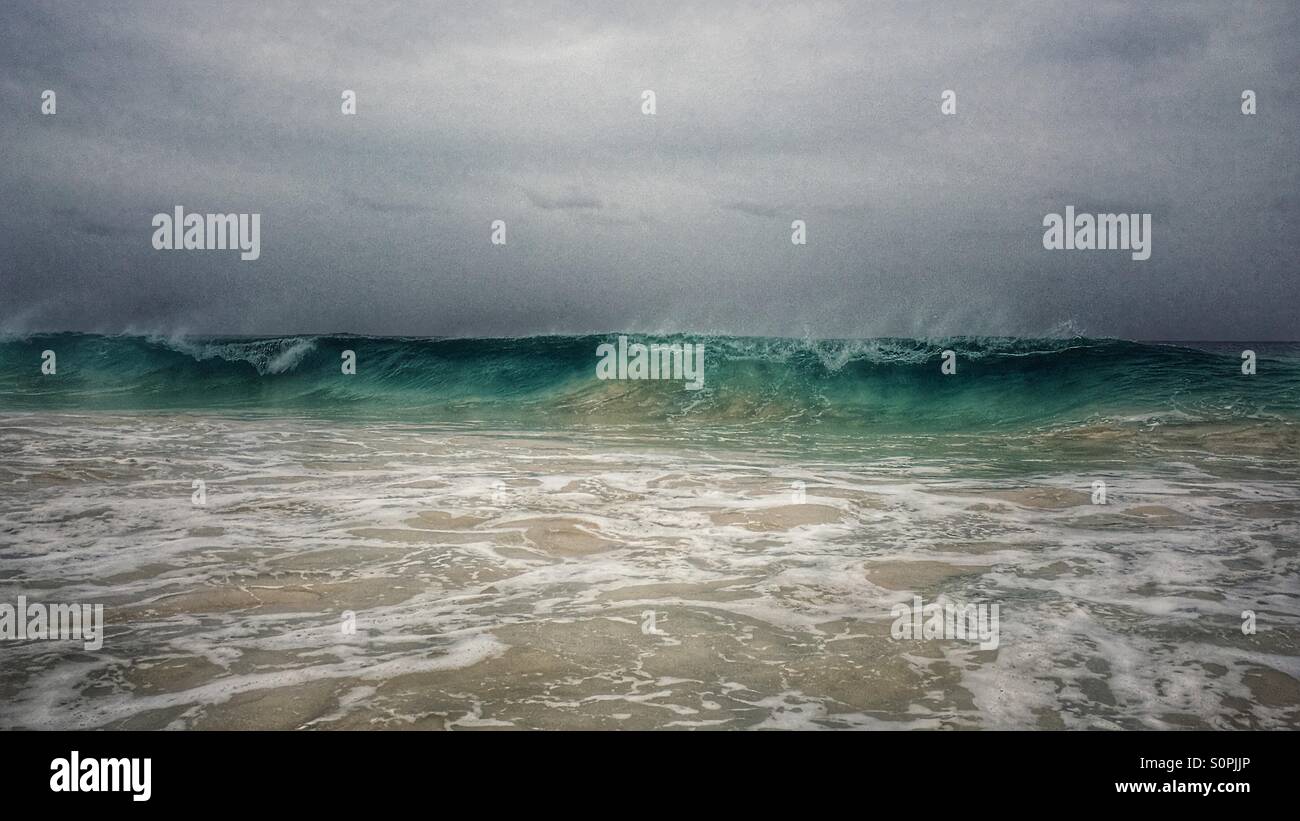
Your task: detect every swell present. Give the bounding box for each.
[1,333,1297,430]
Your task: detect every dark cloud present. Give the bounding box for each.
[0,0,1296,340]
[718,200,783,219]
[524,189,605,211]
[50,207,130,238]
[345,193,437,215]
[1034,11,1211,67]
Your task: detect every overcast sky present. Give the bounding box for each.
[1,1,1296,339]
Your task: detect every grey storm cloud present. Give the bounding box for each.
[345,193,437,215]
[0,0,1296,340]
[1031,11,1212,67]
[524,189,605,211]
[719,200,784,219]
[50,207,131,238]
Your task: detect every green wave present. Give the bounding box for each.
[2,333,1297,430]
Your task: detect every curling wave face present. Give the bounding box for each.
[2,334,1298,431]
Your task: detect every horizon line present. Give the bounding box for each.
[3,330,1298,344]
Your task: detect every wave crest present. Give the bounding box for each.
[1,333,1296,430]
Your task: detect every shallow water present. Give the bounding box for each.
[1,412,1296,729]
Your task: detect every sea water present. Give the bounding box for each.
[0,334,1296,729]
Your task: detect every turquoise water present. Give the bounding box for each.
[3,334,1297,430]
[1,334,1298,729]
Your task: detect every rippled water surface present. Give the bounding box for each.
[1,413,1296,729]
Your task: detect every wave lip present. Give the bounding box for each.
[1,333,1297,430]
[152,334,321,375]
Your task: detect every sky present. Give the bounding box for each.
[1,0,1297,339]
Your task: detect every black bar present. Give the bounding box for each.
[2,730,1285,807]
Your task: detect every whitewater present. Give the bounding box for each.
[0,335,1297,729]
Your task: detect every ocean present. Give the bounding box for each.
[1,333,1297,729]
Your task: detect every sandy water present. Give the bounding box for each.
[0,412,1297,729]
